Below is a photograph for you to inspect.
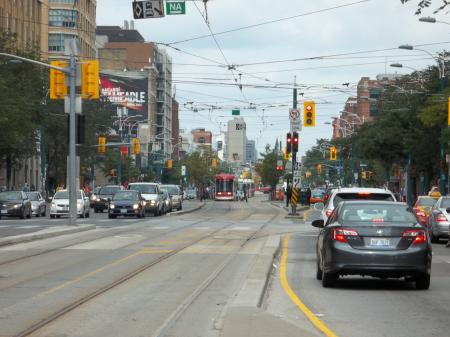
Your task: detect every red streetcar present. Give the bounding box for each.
[215,173,236,201]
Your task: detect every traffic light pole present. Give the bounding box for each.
[291,87,297,215]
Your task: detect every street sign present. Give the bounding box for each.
[289,108,301,132]
[181,165,186,176]
[133,1,165,19]
[232,109,240,116]
[166,0,186,15]
[285,161,292,171]
[293,170,301,178]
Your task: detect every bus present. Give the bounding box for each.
[215,173,236,201]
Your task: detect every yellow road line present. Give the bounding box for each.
[36,248,172,298]
[280,234,339,337]
[303,209,311,221]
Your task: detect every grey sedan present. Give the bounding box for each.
[313,201,431,289]
[27,192,46,217]
[427,196,450,243]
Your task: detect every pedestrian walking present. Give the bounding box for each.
[286,183,292,207]
[22,183,30,192]
[306,187,312,207]
[243,185,248,203]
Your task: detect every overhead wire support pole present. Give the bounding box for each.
[68,48,77,225]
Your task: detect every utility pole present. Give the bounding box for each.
[68,46,77,225]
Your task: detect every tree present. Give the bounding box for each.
[401,0,449,15]
[255,145,284,188]
[0,31,46,189]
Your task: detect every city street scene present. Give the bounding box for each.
[1,0,450,336]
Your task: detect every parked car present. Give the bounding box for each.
[27,191,46,217]
[108,190,145,219]
[127,183,165,216]
[262,186,271,194]
[160,184,183,211]
[0,191,32,219]
[49,189,90,218]
[93,185,122,213]
[427,196,450,243]
[413,196,436,225]
[313,201,432,289]
[161,190,171,214]
[315,187,397,221]
[185,188,197,200]
[89,186,101,208]
[310,189,324,204]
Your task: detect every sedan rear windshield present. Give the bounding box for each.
[333,192,394,207]
[128,184,157,194]
[27,192,40,201]
[100,187,121,195]
[416,198,436,207]
[339,204,416,224]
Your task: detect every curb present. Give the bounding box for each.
[168,201,206,216]
[0,224,96,247]
[231,235,281,308]
[270,202,310,213]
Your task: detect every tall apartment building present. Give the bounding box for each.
[245,140,257,163]
[47,0,96,59]
[226,118,247,164]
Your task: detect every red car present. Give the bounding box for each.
[262,186,271,194]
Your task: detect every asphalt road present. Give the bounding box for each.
[0,199,203,238]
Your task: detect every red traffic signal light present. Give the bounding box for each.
[303,101,316,127]
[293,132,299,152]
[286,132,292,154]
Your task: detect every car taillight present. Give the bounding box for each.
[324,194,329,200]
[332,228,359,243]
[436,213,447,222]
[325,209,333,217]
[414,209,425,217]
[217,192,222,195]
[227,192,232,195]
[403,229,427,245]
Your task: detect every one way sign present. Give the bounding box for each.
[133,0,165,19]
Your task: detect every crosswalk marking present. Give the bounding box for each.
[193,226,210,230]
[153,226,169,229]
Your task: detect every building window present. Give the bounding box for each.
[48,33,75,52]
[199,137,205,144]
[49,9,78,28]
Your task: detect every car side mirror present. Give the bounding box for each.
[314,203,325,211]
[446,207,450,213]
[312,219,324,228]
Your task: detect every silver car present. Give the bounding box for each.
[427,196,450,243]
[27,192,46,217]
[160,184,183,211]
[49,190,90,218]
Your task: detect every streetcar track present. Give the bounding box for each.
[12,201,274,337]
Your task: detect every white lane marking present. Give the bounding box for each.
[231,226,251,230]
[0,225,10,228]
[193,226,210,230]
[153,226,169,230]
[16,225,41,229]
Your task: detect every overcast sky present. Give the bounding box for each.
[96,0,449,157]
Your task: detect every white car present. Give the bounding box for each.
[49,189,90,218]
[315,187,397,221]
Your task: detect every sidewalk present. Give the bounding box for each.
[269,200,310,218]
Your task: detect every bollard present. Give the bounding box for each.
[290,187,299,215]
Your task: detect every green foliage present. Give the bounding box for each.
[401,0,449,14]
[255,145,283,187]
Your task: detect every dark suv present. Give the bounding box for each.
[93,185,122,213]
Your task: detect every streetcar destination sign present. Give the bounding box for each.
[133,0,165,19]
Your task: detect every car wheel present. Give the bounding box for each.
[80,208,85,218]
[415,273,430,290]
[430,230,439,243]
[20,208,25,219]
[316,261,323,281]
[50,214,55,219]
[322,272,337,288]
[86,210,90,218]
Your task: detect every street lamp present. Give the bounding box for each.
[390,63,419,72]
[419,16,450,25]
[399,43,448,195]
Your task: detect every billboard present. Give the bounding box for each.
[100,70,148,119]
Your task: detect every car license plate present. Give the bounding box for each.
[121,209,127,213]
[1,210,7,214]
[370,238,390,246]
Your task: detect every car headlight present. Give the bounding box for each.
[51,202,56,207]
[110,204,115,209]
[90,195,96,201]
[96,197,100,201]
[150,200,156,205]
[14,204,21,208]
[133,204,139,209]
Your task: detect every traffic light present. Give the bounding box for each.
[167,159,173,169]
[211,158,217,168]
[303,101,316,127]
[293,132,299,152]
[317,164,322,174]
[81,60,99,99]
[284,148,291,160]
[110,169,116,177]
[286,132,292,154]
[98,136,106,153]
[330,146,337,161]
[49,61,67,99]
[131,138,140,155]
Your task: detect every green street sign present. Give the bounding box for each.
[166,0,185,15]
[232,109,240,116]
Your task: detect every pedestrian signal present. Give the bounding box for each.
[131,138,140,155]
